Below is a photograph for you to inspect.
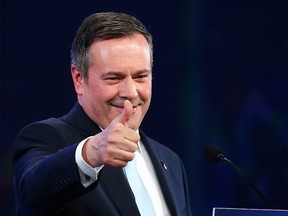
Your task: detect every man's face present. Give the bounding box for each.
[72,33,152,130]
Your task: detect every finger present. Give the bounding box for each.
[118,139,138,152]
[104,148,135,167]
[114,150,135,162]
[116,100,134,126]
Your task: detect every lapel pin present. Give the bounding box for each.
[160,160,168,170]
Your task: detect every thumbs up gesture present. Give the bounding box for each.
[82,100,140,167]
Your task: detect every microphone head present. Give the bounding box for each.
[203,145,224,163]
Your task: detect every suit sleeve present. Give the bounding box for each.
[13,122,97,212]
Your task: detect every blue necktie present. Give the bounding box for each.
[125,151,156,216]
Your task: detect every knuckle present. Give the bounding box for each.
[106,135,116,144]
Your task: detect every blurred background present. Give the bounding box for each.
[1,0,287,215]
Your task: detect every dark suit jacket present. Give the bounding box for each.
[13,102,192,216]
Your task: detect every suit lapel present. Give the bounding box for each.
[140,130,178,215]
[100,166,140,216]
[65,102,102,137]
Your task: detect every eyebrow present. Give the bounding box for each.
[101,69,151,78]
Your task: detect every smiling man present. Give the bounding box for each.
[13,12,192,216]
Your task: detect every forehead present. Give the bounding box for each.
[89,34,152,69]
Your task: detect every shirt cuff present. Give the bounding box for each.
[75,136,104,188]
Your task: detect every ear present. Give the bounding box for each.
[71,65,85,96]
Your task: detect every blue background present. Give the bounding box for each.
[1,0,287,215]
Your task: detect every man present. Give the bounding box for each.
[13,12,192,216]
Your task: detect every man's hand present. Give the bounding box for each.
[82,100,140,167]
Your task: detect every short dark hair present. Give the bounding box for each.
[71,12,153,81]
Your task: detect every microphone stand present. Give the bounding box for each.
[217,154,272,208]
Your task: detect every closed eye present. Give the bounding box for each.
[133,71,151,82]
[106,77,121,80]
[135,75,148,79]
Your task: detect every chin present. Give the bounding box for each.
[131,117,144,130]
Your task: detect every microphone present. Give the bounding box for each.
[203,144,271,208]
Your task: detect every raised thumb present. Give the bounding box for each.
[117,100,134,126]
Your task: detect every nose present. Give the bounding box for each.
[119,77,138,99]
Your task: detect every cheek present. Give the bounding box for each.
[139,82,152,98]
[139,85,152,112]
[90,85,115,101]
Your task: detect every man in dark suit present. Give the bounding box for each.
[13,12,192,216]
